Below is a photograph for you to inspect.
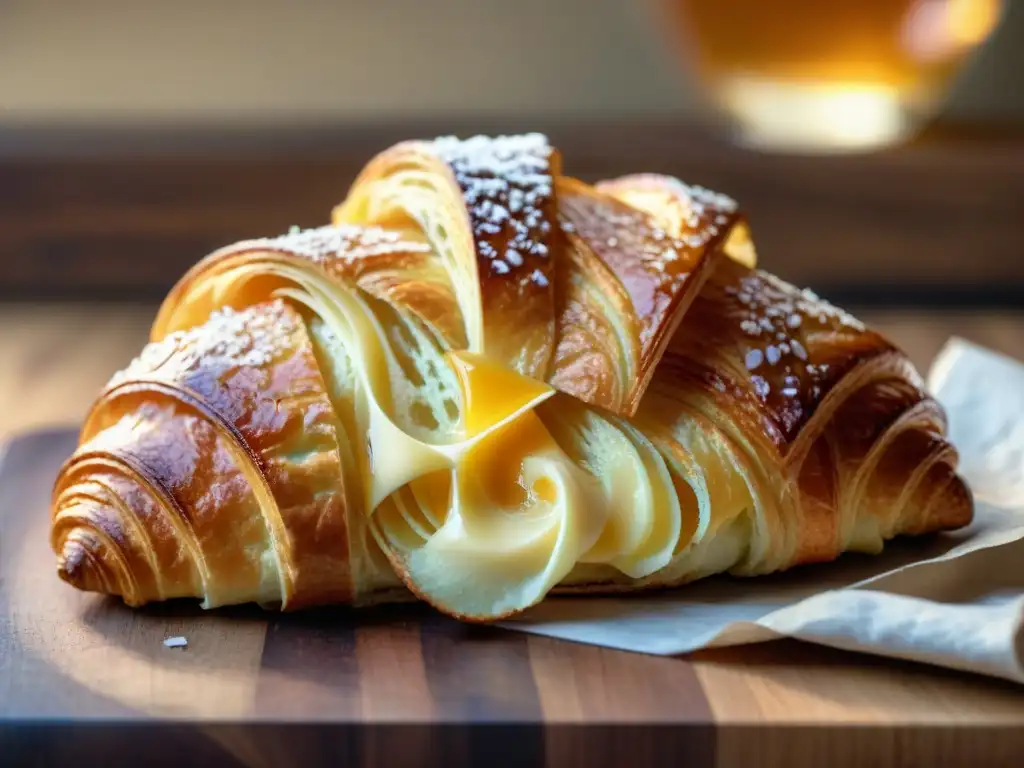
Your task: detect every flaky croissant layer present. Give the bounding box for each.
[51,134,972,621]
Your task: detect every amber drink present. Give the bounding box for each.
[661,0,1004,151]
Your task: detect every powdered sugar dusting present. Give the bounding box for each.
[112,299,299,387]
[558,183,734,347]
[601,174,740,252]
[709,267,879,439]
[432,133,556,294]
[237,224,431,266]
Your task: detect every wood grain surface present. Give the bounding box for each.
[2,121,1023,301]
[1,303,1024,767]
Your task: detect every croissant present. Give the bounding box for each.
[51,133,972,621]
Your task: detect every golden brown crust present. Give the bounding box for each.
[334,134,559,377]
[546,231,639,413]
[432,134,560,376]
[647,259,972,570]
[54,301,354,609]
[153,225,464,348]
[50,133,974,619]
[52,467,202,604]
[555,177,739,415]
[655,259,901,453]
[331,136,745,417]
[596,173,758,268]
[56,400,273,607]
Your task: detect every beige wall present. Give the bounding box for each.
[1,0,1021,124]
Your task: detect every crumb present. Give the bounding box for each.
[163,636,188,649]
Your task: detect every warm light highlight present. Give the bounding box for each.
[718,77,909,152]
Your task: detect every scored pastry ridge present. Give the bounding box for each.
[50,133,973,621]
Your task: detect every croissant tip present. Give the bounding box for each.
[56,537,107,595]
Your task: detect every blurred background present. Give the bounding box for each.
[1,0,1021,129]
[0,0,1022,436]
[1,0,1022,297]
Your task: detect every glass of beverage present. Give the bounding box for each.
[657,0,1005,152]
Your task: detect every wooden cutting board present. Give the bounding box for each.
[2,428,1022,768]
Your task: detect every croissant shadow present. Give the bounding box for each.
[75,527,966,662]
[514,530,966,629]
[82,596,270,624]
[76,590,518,678]
[78,593,514,631]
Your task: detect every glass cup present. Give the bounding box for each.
[657,0,1006,152]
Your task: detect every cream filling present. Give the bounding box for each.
[162,253,765,618]
[539,397,681,579]
[271,266,609,617]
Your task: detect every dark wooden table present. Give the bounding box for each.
[1,303,1023,767]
